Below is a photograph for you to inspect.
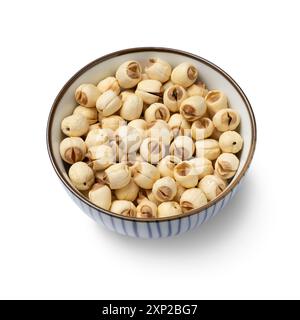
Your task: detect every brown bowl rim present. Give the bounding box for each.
[46,47,257,223]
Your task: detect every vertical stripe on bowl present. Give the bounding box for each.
[175,218,182,236]
[112,216,127,236]
[175,217,188,236]
[88,205,102,225]
[213,194,226,218]
[193,211,201,230]
[85,203,94,220]
[205,204,215,221]
[158,221,174,238]
[156,221,162,238]
[148,222,160,239]
[89,206,102,224]
[170,219,179,237]
[120,218,128,236]
[197,209,208,227]
[220,189,233,213]
[100,212,115,232]
[189,213,199,231]
[167,220,172,237]
[212,196,226,219]
[110,215,116,232]
[147,222,153,239]
[135,221,147,239]
[124,219,137,238]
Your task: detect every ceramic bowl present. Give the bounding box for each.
[46,47,257,239]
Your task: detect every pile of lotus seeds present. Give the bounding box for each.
[60,58,243,219]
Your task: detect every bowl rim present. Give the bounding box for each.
[46,47,257,222]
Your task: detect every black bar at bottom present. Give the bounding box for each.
[0,300,291,319]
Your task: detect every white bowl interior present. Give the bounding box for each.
[50,50,253,194]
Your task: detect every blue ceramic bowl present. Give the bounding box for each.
[46,47,257,238]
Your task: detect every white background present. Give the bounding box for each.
[0,0,299,300]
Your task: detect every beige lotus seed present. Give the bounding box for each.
[115,61,142,88]
[219,131,243,153]
[215,153,240,179]
[69,162,95,191]
[157,201,182,218]
[213,108,240,132]
[61,114,89,137]
[171,62,198,88]
[180,188,207,213]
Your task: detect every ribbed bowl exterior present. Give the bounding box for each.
[67,176,244,239]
